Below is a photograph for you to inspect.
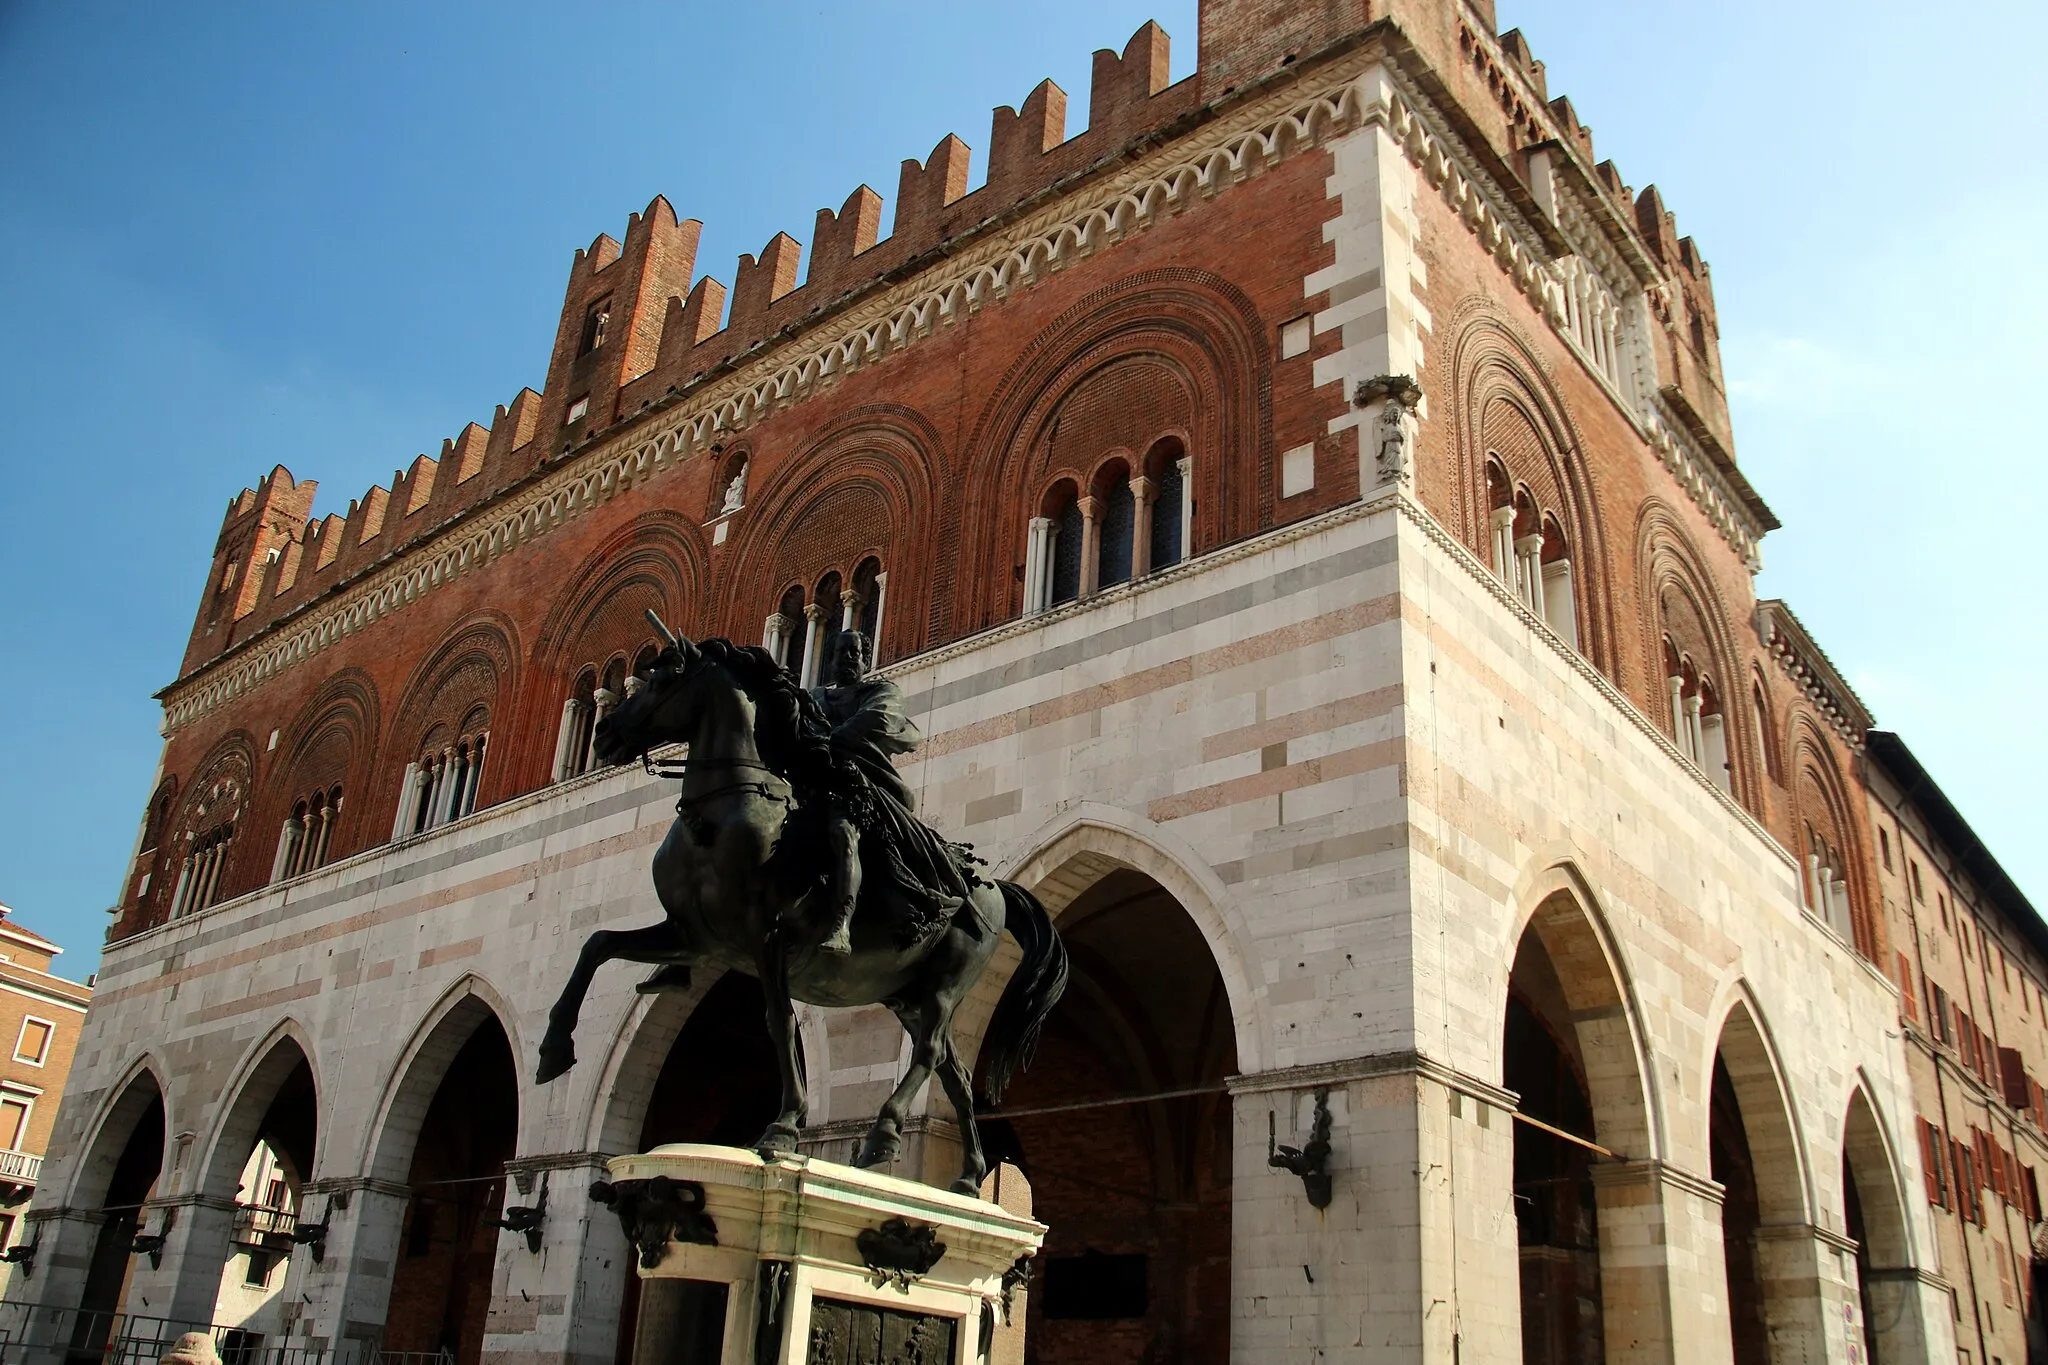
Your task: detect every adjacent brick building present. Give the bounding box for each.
[1865,733,2048,1365]
[0,903,94,1289]
[14,1,2026,1362]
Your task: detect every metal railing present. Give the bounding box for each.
[0,1153,40,1185]
[229,1206,296,1245]
[0,1304,331,1365]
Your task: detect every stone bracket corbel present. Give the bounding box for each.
[1268,1087,1335,1209]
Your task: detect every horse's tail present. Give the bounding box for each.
[980,881,1069,1105]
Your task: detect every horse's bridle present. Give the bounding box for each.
[639,751,790,811]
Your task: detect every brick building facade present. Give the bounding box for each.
[14,1,2018,1362]
[1865,733,2048,1365]
[0,904,94,1290]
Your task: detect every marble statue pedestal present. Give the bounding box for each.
[605,1144,1045,1365]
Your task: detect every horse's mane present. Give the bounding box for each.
[691,638,832,792]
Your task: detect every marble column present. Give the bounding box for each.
[551,701,581,782]
[1022,517,1053,613]
[1490,506,1517,584]
[1131,474,1157,578]
[799,605,828,686]
[270,817,303,883]
[1077,495,1102,597]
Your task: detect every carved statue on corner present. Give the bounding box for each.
[1356,374,1423,488]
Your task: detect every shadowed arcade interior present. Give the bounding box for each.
[978,866,1235,1365]
[1506,927,1605,1365]
[384,1014,518,1365]
[612,972,781,1365]
[71,1075,166,1342]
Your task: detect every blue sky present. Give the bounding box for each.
[0,0,2039,973]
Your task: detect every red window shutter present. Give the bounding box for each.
[1921,1120,1947,1207]
[1898,953,1919,1023]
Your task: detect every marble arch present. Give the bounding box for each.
[1702,983,1813,1225]
[195,1017,322,1197]
[64,1052,170,1210]
[979,800,1263,1075]
[1501,856,1662,1162]
[360,973,523,1184]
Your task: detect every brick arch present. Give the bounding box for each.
[1445,302,1616,674]
[127,774,181,922]
[1636,499,1758,807]
[261,670,380,867]
[717,405,940,658]
[517,512,704,782]
[382,613,519,819]
[950,268,1273,637]
[158,730,259,921]
[1788,714,1874,953]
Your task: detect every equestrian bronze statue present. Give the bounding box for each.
[536,611,1068,1194]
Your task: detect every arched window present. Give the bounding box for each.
[271,784,345,883]
[401,704,490,836]
[1697,681,1731,794]
[167,755,250,918]
[851,557,885,659]
[1144,437,1189,572]
[553,668,599,782]
[1751,674,1781,786]
[1096,461,1136,590]
[1804,819,1855,939]
[1538,516,1579,652]
[800,570,846,686]
[1023,438,1194,619]
[766,585,807,672]
[171,820,237,917]
[1658,640,1731,792]
[1484,460,1515,583]
[629,643,661,696]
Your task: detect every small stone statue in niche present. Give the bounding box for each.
[720,460,748,514]
[1355,374,1423,489]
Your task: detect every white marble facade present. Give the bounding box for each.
[22,487,1946,1365]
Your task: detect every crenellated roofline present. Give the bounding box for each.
[160,12,1771,733]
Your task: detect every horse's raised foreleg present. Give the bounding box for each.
[754,930,808,1156]
[537,921,687,1084]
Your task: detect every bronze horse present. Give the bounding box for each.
[534,613,1067,1194]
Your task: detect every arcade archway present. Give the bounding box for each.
[977,866,1236,1365]
[609,972,781,1365]
[1841,1087,1913,1365]
[1709,999,1816,1365]
[193,1035,317,1341]
[70,1070,166,1331]
[374,1005,519,1365]
[1502,888,1657,1365]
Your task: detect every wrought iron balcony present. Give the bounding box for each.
[231,1203,297,1246]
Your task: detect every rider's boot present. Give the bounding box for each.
[821,900,857,954]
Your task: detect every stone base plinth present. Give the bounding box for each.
[603,1144,1044,1365]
